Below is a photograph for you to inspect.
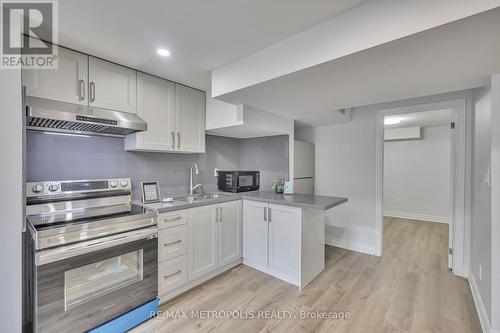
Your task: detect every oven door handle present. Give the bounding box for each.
[36,227,158,266]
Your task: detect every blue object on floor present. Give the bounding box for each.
[88,297,159,333]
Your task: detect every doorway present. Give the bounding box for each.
[375,99,469,277]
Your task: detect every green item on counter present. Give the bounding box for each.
[272,177,286,193]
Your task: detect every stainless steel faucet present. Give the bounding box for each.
[189,162,200,195]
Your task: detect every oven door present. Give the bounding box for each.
[236,172,260,192]
[35,227,157,333]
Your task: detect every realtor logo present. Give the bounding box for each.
[1,0,58,69]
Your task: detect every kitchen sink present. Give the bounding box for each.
[175,192,232,202]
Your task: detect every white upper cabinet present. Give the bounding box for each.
[88,57,137,113]
[175,84,206,153]
[125,73,175,151]
[126,79,206,153]
[218,201,242,267]
[22,46,88,105]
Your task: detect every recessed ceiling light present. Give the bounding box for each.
[157,48,170,57]
[384,117,402,125]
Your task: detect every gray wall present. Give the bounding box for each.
[27,132,289,199]
[384,126,451,221]
[471,86,492,323]
[239,135,290,190]
[0,68,23,331]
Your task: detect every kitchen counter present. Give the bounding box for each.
[241,191,347,210]
[134,193,240,213]
[136,191,347,213]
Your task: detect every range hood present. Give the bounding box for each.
[26,96,147,137]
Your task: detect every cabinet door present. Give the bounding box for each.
[268,204,301,282]
[125,73,175,151]
[187,205,218,281]
[175,84,205,153]
[218,201,242,267]
[242,200,269,269]
[22,45,88,105]
[89,57,137,113]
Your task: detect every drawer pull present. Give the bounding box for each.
[163,240,182,246]
[164,216,182,222]
[164,270,181,279]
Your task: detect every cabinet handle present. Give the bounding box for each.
[79,79,85,100]
[171,131,175,150]
[264,207,267,221]
[177,132,181,150]
[163,270,181,279]
[215,207,219,222]
[219,207,223,222]
[268,207,272,222]
[164,216,182,223]
[163,239,182,246]
[90,81,96,102]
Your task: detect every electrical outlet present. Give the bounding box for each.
[485,170,491,187]
[479,264,482,281]
[214,168,219,177]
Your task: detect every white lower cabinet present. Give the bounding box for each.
[268,204,301,281]
[218,201,243,267]
[187,205,218,280]
[159,225,187,262]
[242,200,269,268]
[158,201,242,303]
[159,255,188,295]
[243,200,325,289]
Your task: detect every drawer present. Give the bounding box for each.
[158,209,187,229]
[159,255,187,295]
[159,224,187,262]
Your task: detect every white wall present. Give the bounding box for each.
[383,126,451,222]
[295,90,473,254]
[470,86,493,329]
[0,69,23,331]
[296,108,377,252]
[205,97,243,130]
[490,74,500,331]
[212,0,500,97]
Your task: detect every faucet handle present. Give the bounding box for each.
[192,184,204,195]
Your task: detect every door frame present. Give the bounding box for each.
[374,98,471,277]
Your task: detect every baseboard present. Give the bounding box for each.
[384,210,448,224]
[468,274,492,333]
[325,235,376,256]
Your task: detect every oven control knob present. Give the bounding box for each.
[120,180,128,188]
[32,184,43,193]
[48,184,59,192]
[110,181,118,188]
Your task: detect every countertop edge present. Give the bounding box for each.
[240,194,348,210]
[136,191,348,213]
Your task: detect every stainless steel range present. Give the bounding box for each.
[24,178,158,333]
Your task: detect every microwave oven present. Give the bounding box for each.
[217,171,260,193]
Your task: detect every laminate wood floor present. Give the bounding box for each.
[132,217,481,333]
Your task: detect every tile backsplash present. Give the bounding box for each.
[27,131,289,200]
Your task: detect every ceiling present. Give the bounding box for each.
[217,7,500,121]
[57,0,369,91]
[385,109,451,129]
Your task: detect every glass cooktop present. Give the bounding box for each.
[27,203,150,228]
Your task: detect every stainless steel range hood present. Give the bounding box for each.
[26,96,147,137]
